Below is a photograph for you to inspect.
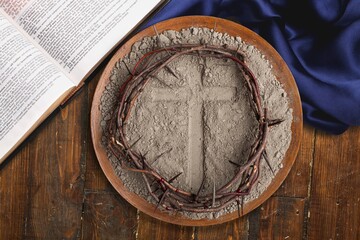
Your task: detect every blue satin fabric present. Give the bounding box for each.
[144,0,360,134]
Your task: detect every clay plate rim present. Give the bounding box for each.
[90,16,303,226]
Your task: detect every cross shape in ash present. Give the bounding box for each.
[151,62,237,192]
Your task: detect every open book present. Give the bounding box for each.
[0,0,166,164]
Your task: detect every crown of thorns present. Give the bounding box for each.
[107,43,283,215]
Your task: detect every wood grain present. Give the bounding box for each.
[308,127,360,239]
[259,196,306,239]
[0,146,31,239]
[196,216,248,240]
[275,125,315,197]
[137,213,194,240]
[84,69,114,192]
[81,70,139,240]
[0,88,87,239]
[82,191,138,240]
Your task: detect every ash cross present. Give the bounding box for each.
[151,61,237,192]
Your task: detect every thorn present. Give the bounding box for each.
[168,172,182,183]
[229,160,241,167]
[155,189,169,212]
[196,154,208,201]
[152,75,174,89]
[128,136,142,150]
[164,65,179,79]
[195,177,205,201]
[123,62,134,76]
[151,148,173,165]
[153,25,172,56]
[143,150,149,157]
[268,118,284,127]
[151,172,182,195]
[262,150,275,176]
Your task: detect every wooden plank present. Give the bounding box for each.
[308,127,360,239]
[259,196,306,239]
[84,146,113,191]
[84,69,114,191]
[275,125,315,198]
[196,216,248,240]
[26,92,87,239]
[137,213,194,240]
[82,191,138,240]
[0,89,88,239]
[0,146,30,239]
[82,71,138,239]
[248,208,260,240]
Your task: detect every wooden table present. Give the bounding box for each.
[1,65,360,239]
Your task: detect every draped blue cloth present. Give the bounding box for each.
[144,0,360,134]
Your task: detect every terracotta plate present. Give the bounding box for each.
[91,16,303,226]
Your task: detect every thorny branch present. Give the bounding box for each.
[107,43,283,214]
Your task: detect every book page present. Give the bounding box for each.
[0,12,75,163]
[1,0,164,84]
